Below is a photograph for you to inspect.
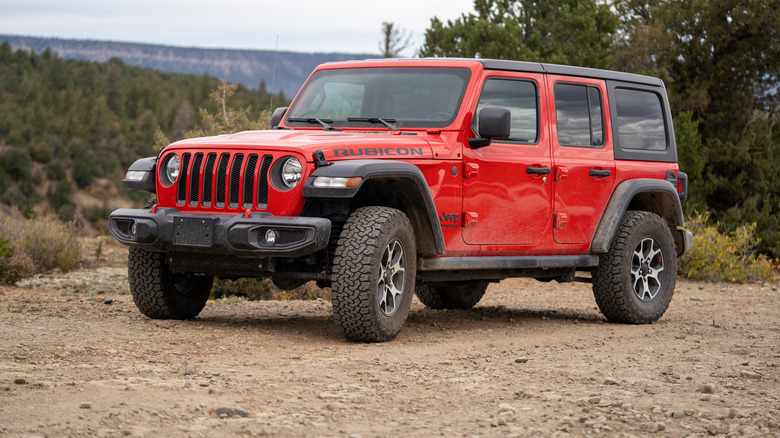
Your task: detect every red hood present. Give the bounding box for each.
[165,129,438,162]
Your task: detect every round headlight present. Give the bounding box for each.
[165,155,180,184]
[281,157,302,188]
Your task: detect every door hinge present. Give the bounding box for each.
[554,213,568,228]
[463,212,478,227]
[555,166,568,181]
[464,163,479,178]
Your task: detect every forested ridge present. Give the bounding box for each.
[0,41,284,228]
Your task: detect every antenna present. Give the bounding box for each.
[269,35,279,114]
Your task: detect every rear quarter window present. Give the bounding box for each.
[607,80,677,163]
[614,88,667,151]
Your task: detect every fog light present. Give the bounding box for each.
[264,229,276,245]
[131,221,137,238]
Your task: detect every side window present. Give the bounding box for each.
[474,78,538,143]
[614,88,667,151]
[554,83,604,147]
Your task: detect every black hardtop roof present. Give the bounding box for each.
[322,57,663,87]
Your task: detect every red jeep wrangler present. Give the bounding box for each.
[110,59,692,342]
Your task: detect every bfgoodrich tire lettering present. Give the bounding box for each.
[128,247,213,319]
[415,282,488,310]
[331,207,416,342]
[592,211,676,324]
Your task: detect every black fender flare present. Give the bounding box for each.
[591,179,690,256]
[302,160,445,255]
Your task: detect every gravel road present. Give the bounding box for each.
[0,242,778,437]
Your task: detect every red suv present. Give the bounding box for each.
[110,58,692,342]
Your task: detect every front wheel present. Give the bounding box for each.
[415,282,488,310]
[128,248,213,319]
[592,211,677,324]
[331,207,416,342]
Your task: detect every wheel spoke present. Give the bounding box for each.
[377,239,406,317]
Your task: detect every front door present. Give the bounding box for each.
[462,72,553,246]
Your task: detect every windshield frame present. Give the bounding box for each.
[284,66,473,130]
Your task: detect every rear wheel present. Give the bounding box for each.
[331,207,416,342]
[415,282,488,310]
[128,248,213,319]
[592,211,676,324]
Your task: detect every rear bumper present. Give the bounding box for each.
[108,207,331,258]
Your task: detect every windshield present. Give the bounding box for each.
[285,67,472,129]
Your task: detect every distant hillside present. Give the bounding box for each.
[1,35,378,97]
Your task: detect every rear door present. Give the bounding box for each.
[462,72,553,245]
[547,76,616,244]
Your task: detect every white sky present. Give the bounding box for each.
[0,0,476,55]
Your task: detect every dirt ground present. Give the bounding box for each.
[0,239,778,437]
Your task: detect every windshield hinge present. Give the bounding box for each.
[314,150,329,168]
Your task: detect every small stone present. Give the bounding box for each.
[107,349,118,354]
[514,358,529,364]
[604,377,618,385]
[740,370,761,380]
[441,360,453,365]
[318,392,343,400]
[199,381,210,387]
[213,407,248,418]
[326,402,348,411]
[588,396,601,405]
[497,403,516,414]
[671,410,686,419]
[184,364,196,376]
[289,353,302,360]
[728,408,746,419]
[699,384,716,394]
[103,298,114,305]
[80,403,91,409]
[496,411,514,425]
[700,394,711,401]
[13,378,26,385]
[732,348,750,356]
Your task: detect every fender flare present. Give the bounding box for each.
[302,160,445,255]
[592,179,689,255]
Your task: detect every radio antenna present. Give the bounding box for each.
[269,35,279,114]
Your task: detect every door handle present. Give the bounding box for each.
[589,169,611,177]
[527,166,551,175]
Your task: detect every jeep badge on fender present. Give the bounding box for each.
[110,58,692,342]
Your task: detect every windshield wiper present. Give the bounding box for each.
[346,117,399,132]
[287,117,340,131]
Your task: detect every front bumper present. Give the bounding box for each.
[108,207,331,258]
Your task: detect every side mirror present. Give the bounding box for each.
[469,107,511,148]
[271,107,288,129]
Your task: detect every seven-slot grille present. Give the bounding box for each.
[175,152,274,210]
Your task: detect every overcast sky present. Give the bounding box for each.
[0,0,476,55]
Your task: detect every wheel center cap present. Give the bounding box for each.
[640,262,650,276]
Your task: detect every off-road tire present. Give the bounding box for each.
[415,282,489,310]
[592,211,676,324]
[128,247,213,320]
[331,207,416,342]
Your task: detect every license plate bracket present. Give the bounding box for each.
[173,217,214,247]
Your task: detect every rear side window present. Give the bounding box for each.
[474,78,538,143]
[554,83,604,147]
[614,88,667,151]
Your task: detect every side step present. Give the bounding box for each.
[418,255,599,271]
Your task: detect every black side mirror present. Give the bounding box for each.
[271,107,288,128]
[468,107,511,148]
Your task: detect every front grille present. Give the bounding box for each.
[175,152,273,210]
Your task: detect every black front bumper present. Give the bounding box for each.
[109,207,331,258]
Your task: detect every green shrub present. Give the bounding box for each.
[211,277,330,301]
[680,213,777,283]
[0,208,82,274]
[0,236,35,284]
